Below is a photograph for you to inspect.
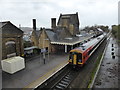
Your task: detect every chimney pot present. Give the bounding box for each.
[33,19,36,30]
[51,18,56,30]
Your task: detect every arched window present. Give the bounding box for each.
[5,41,16,58]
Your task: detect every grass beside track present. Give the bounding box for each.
[87,53,103,88]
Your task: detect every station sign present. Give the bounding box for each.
[41,48,46,53]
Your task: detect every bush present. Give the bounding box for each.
[24,41,32,48]
[112,25,118,39]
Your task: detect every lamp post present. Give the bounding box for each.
[45,39,49,61]
[43,38,49,64]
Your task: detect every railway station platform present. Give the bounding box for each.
[2,53,69,89]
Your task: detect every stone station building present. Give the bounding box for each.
[31,12,92,53]
[0,21,24,60]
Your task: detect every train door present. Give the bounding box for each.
[69,52,77,65]
[73,54,77,65]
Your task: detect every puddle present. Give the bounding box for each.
[106,62,111,64]
[95,81,101,86]
[93,36,119,88]
[105,78,110,82]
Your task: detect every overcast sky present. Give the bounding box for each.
[0,0,119,28]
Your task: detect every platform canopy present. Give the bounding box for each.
[51,36,91,46]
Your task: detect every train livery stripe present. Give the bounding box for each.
[69,59,72,62]
[73,54,77,65]
[78,62,82,64]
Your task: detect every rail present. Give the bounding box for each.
[51,69,78,90]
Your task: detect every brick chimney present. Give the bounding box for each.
[33,19,36,31]
[51,18,56,30]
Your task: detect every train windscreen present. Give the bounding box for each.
[77,53,82,63]
[69,52,82,63]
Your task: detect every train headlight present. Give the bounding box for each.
[69,59,72,62]
[78,59,82,63]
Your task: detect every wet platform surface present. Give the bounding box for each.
[93,36,119,88]
[2,53,69,88]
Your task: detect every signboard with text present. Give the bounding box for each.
[41,48,46,53]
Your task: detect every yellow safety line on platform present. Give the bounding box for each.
[23,60,68,89]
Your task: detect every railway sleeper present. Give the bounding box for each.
[65,76,71,79]
[55,85,64,90]
[63,78,70,82]
[67,74,70,76]
[61,81,69,85]
[58,83,67,88]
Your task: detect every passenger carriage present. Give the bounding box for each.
[68,34,106,68]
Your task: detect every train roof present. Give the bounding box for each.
[70,34,105,53]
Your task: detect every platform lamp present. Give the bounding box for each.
[45,38,49,61]
[43,38,49,64]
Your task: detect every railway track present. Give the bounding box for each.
[35,66,79,90]
[51,69,78,90]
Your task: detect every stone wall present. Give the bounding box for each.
[30,31,38,46]
[1,21,24,60]
[2,36,24,59]
[38,29,51,52]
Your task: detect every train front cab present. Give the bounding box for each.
[68,51,83,68]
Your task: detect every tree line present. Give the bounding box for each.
[82,25,109,33]
[111,25,120,43]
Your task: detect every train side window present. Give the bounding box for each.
[88,49,93,55]
[77,53,82,63]
[77,53,82,59]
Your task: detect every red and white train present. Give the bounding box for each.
[68,34,106,68]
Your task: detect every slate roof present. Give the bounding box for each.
[39,28,76,43]
[35,30,41,37]
[0,21,9,28]
[54,27,72,40]
[50,34,92,45]
[32,28,92,46]
[44,28,92,45]
[45,29,55,42]
[0,21,23,35]
[32,28,55,42]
